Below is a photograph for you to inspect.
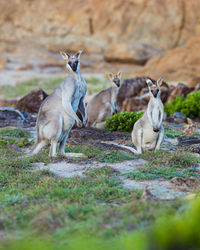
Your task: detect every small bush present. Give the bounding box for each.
[164,90,200,118]
[105,112,143,132]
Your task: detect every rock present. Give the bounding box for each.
[0,0,200,54]
[16,89,48,113]
[184,144,200,154]
[170,177,199,189]
[0,107,36,127]
[0,57,7,70]
[123,96,149,112]
[177,135,200,146]
[171,112,187,124]
[167,83,193,103]
[194,84,200,91]
[140,31,200,81]
[188,77,200,88]
[0,88,48,113]
[117,76,152,112]
[104,42,162,65]
[117,76,169,112]
[141,186,159,201]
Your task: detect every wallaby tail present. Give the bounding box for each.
[101,141,139,155]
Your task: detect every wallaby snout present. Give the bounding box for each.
[113,79,120,87]
[153,127,160,132]
[68,60,78,72]
[151,89,159,98]
[60,50,82,74]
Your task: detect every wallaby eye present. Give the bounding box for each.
[68,62,72,66]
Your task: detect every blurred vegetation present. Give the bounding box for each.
[1,198,200,250]
[0,78,64,98]
[0,76,109,99]
[105,112,144,132]
[164,90,200,118]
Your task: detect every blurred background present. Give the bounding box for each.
[0,0,200,87]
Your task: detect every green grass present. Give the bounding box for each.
[0,128,200,249]
[0,128,30,138]
[164,129,183,138]
[98,150,135,163]
[65,144,102,158]
[124,166,197,181]
[142,150,199,168]
[84,166,118,178]
[124,150,200,181]
[0,139,182,246]
[1,151,171,237]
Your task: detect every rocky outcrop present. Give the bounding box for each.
[167,83,194,103]
[0,0,200,54]
[104,42,162,65]
[0,89,48,113]
[117,77,169,112]
[140,31,200,80]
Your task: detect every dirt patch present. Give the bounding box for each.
[69,127,130,142]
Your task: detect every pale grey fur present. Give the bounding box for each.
[31,50,87,157]
[102,78,164,154]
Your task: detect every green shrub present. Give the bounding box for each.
[105,112,143,132]
[164,90,200,118]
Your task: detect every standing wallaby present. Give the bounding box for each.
[103,78,164,154]
[87,72,121,128]
[31,50,87,157]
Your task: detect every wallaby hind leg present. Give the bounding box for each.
[155,125,164,151]
[132,121,143,154]
[58,125,73,155]
[49,140,58,157]
[31,140,47,155]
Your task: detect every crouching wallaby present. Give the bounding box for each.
[87,72,121,128]
[131,78,164,153]
[103,78,164,154]
[31,50,87,157]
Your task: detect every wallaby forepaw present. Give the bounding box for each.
[83,118,88,126]
[77,120,83,128]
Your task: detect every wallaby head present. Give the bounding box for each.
[146,78,163,99]
[108,72,122,88]
[60,50,82,74]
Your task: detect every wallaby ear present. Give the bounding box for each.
[60,51,70,60]
[146,78,154,87]
[75,50,83,59]
[117,71,122,79]
[108,73,114,81]
[157,78,163,87]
